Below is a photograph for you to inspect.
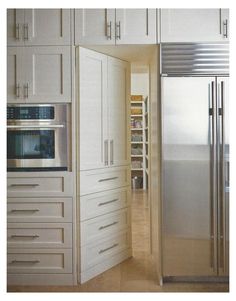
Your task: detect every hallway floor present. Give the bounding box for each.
[8,190,229,293]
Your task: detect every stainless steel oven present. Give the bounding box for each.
[7,104,68,171]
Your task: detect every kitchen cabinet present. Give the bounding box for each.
[160,9,229,42]
[7,46,71,103]
[75,8,156,45]
[79,47,129,170]
[7,9,71,46]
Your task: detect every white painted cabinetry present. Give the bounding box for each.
[75,8,156,45]
[7,9,71,46]
[7,46,71,103]
[160,9,229,42]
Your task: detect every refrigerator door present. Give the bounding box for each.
[217,77,229,276]
[162,77,218,277]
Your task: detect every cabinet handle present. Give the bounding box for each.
[9,184,40,188]
[16,83,20,98]
[10,259,40,264]
[98,198,119,206]
[99,221,118,230]
[10,209,40,213]
[24,83,29,98]
[99,243,118,254]
[104,139,108,166]
[98,176,118,182]
[223,20,228,38]
[10,235,40,239]
[15,23,20,40]
[116,21,121,40]
[24,23,29,40]
[107,21,112,40]
[110,139,114,165]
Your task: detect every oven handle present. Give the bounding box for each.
[7,124,65,129]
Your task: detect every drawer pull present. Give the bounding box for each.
[99,221,118,230]
[10,259,40,264]
[98,198,119,206]
[99,243,118,254]
[98,177,118,182]
[10,235,39,239]
[10,209,40,213]
[9,184,40,188]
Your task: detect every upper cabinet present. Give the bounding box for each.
[75,9,157,45]
[7,9,71,46]
[160,9,229,42]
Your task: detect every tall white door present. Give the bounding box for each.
[24,46,71,103]
[108,57,130,167]
[79,47,108,170]
[7,9,25,46]
[115,9,156,44]
[75,9,116,45]
[24,9,71,45]
[161,9,226,42]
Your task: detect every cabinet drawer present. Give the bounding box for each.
[80,187,130,221]
[81,229,131,271]
[7,223,72,248]
[80,167,130,195]
[7,198,72,223]
[7,172,73,197]
[81,208,130,246]
[7,249,72,274]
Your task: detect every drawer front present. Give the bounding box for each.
[80,187,130,221]
[80,167,130,196]
[81,208,130,246]
[7,172,73,197]
[81,229,131,271]
[7,198,72,223]
[7,223,72,248]
[7,249,72,274]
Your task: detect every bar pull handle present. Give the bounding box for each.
[99,221,118,230]
[223,20,228,38]
[15,23,20,40]
[107,21,112,40]
[116,21,121,40]
[9,184,40,188]
[7,124,65,129]
[16,83,20,98]
[110,139,114,165]
[10,209,40,213]
[99,243,118,254]
[104,139,108,166]
[24,83,29,98]
[24,23,29,40]
[98,176,118,183]
[98,198,119,206]
[10,259,40,264]
[10,235,39,239]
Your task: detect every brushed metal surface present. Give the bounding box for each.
[161,43,229,75]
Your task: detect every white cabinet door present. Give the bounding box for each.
[108,57,130,167]
[24,9,71,45]
[161,9,226,42]
[7,47,25,103]
[79,47,108,170]
[24,46,71,103]
[115,9,156,44]
[75,9,115,45]
[7,9,25,46]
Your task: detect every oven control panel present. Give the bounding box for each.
[7,106,55,120]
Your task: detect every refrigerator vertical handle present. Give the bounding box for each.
[209,80,218,273]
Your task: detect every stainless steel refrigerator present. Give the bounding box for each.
[161,43,229,280]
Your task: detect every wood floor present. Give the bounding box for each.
[7,190,229,293]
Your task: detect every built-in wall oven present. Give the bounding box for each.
[7,104,69,171]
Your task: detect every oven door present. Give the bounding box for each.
[7,124,67,171]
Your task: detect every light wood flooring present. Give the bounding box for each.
[7,190,229,293]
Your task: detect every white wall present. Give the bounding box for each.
[131,73,149,97]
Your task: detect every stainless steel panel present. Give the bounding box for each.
[162,77,217,276]
[161,43,229,75]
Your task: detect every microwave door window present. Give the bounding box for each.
[7,130,55,159]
